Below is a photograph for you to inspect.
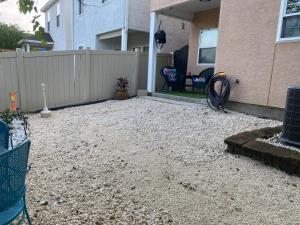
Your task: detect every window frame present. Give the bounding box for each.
[56,14,60,27]
[47,21,50,32]
[79,0,85,15]
[56,1,60,27]
[101,0,111,4]
[197,28,218,66]
[47,11,51,32]
[277,0,300,43]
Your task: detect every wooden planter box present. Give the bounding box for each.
[115,90,129,100]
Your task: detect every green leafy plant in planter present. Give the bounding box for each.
[0,109,17,125]
[115,77,129,100]
[0,108,30,148]
[0,108,29,131]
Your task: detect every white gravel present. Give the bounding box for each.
[9,118,30,149]
[258,134,300,152]
[26,97,300,225]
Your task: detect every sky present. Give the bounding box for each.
[0,0,48,33]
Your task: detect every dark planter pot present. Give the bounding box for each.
[115,90,129,100]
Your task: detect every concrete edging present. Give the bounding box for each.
[152,92,207,105]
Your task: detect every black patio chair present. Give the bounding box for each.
[191,67,215,93]
[160,67,185,91]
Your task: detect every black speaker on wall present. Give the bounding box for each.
[281,86,300,148]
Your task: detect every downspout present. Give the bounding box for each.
[121,0,129,51]
[125,0,129,34]
[72,0,75,49]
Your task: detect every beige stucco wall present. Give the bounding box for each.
[187,8,220,74]
[153,0,300,109]
[215,0,300,109]
[215,0,281,106]
[129,0,190,53]
[159,15,191,53]
[268,43,300,108]
[151,0,191,11]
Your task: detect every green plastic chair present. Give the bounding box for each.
[0,140,32,225]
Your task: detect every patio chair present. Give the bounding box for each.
[191,67,215,93]
[0,121,9,149]
[160,67,185,91]
[0,140,32,225]
[160,66,177,91]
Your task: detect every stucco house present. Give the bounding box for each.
[146,0,300,118]
[41,0,190,53]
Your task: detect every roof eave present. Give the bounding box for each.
[41,0,57,12]
[18,39,54,45]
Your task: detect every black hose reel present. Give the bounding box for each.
[154,21,166,49]
[206,72,231,112]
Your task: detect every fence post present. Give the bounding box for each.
[85,47,92,102]
[16,48,27,112]
[134,50,141,95]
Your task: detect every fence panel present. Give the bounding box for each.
[137,53,149,90]
[156,53,173,91]
[0,53,19,111]
[0,50,172,112]
[90,51,138,102]
[137,53,173,91]
[22,51,88,111]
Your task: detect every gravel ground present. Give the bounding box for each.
[258,134,300,152]
[26,97,300,225]
[9,118,29,149]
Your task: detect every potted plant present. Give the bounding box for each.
[0,108,29,149]
[115,77,129,100]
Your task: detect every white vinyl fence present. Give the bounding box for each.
[0,49,171,112]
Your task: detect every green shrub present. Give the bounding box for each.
[0,109,17,125]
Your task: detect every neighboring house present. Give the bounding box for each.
[18,33,54,52]
[41,0,73,50]
[147,0,300,113]
[41,0,190,53]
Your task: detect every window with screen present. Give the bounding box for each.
[278,0,300,40]
[47,11,50,32]
[198,29,218,64]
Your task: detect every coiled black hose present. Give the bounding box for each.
[206,73,231,112]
